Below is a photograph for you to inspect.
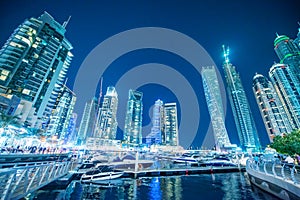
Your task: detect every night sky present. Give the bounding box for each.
[0,0,299,148]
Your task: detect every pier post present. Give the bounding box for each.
[134,151,139,179]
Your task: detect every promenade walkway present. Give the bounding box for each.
[246,158,300,200]
[0,154,77,200]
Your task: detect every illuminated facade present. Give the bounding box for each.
[201,66,231,149]
[0,12,73,127]
[252,73,292,142]
[77,98,97,145]
[95,86,118,140]
[146,99,179,146]
[65,113,77,144]
[124,89,143,145]
[222,46,260,151]
[146,99,164,145]
[46,84,76,142]
[274,34,300,81]
[269,63,300,130]
[163,103,179,146]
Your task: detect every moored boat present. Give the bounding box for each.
[81,166,124,183]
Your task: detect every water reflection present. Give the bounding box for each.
[29,173,279,200]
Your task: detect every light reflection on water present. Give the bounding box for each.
[29,172,279,200]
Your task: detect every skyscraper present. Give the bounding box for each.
[95,86,118,140]
[46,84,76,142]
[146,99,164,145]
[163,103,179,146]
[252,73,293,142]
[77,98,97,145]
[0,12,73,127]
[269,63,300,130]
[124,89,143,146]
[274,34,300,81]
[201,66,231,150]
[222,45,260,151]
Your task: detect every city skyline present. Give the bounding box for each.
[0,0,299,148]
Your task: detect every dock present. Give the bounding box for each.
[122,166,245,178]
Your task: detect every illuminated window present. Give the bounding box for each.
[22,89,30,95]
[0,69,10,81]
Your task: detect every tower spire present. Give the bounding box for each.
[97,76,103,116]
[222,45,230,64]
[63,16,71,28]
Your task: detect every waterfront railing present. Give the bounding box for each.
[246,158,300,199]
[0,159,77,200]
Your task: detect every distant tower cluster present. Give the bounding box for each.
[201,66,231,150]
[253,26,300,142]
[222,45,261,151]
[146,100,179,146]
[123,89,143,146]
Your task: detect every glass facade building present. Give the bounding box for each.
[252,73,292,142]
[222,46,260,151]
[77,98,97,145]
[124,89,143,146]
[201,66,231,150]
[269,63,300,130]
[274,34,300,81]
[95,86,118,140]
[46,84,76,142]
[163,103,179,146]
[146,99,164,145]
[0,12,73,127]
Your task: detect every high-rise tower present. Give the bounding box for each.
[146,99,164,145]
[201,66,231,150]
[46,84,76,142]
[252,73,293,142]
[0,12,73,127]
[163,103,179,146]
[124,89,143,146]
[274,34,300,81]
[269,63,300,130]
[95,86,118,140]
[222,45,261,151]
[77,98,97,145]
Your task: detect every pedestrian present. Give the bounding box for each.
[285,155,294,164]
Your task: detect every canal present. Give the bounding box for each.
[26,172,279,199]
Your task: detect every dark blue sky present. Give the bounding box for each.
[0,0,299,148]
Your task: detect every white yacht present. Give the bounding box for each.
[81,166,124,183]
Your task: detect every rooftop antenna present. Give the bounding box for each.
[222,45,230,64]
[64,77,68,86]
[97,77,103,116]
[276,32,279,37]
[63,16,71,28]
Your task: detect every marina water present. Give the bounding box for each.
[29,172,279,200]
